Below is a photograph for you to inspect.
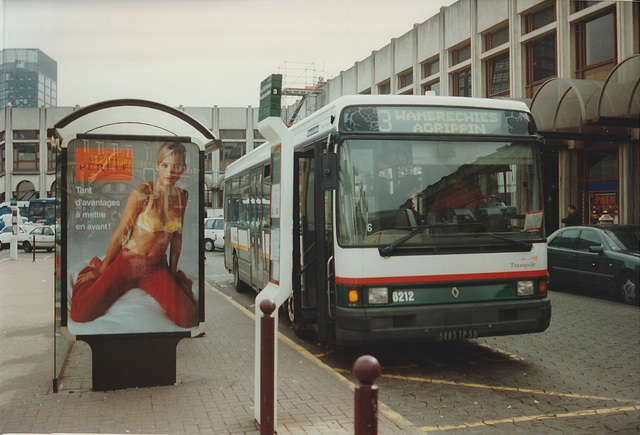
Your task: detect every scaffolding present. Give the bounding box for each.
[278,61,325,126]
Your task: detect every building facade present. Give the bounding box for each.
[0,105,264,207]
[296,0,639,231]
[1,1,638,231]
[0,49,57,108]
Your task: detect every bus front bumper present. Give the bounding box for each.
[334,298,551,345]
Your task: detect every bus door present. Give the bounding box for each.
[249,168,264,288]
[292,144,334,343]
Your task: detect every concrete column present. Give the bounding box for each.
[439,7,449,96]
[556,0,571,78]
[508,0,523,97]
[470,0,482,97]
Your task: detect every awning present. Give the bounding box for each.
[530,55,639,134]
[593,54,640,127]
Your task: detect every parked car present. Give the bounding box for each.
[204,217,224,251]
[547,225,639,305]
[0,225,29,250]
[20,225,56,252]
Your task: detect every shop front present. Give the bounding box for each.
[530,55,639,231]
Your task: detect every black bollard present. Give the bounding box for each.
[353,355,381,435]
[260,298,276,435]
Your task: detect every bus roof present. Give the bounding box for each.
[226,95,532,179]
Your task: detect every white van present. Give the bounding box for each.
[204,217,224,251]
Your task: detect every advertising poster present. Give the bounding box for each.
[65,137,201,335]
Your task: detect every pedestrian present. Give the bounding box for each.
[561,204,581,227]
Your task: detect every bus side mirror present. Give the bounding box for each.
[321,153,338,191]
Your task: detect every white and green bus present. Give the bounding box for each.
[224,95,551,345]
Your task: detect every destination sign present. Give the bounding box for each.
[340,106,532,136]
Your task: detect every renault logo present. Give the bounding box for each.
[451,287,459,298]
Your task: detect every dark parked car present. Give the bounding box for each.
[547,225,639,305]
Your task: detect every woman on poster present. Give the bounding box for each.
[70,142,198,328]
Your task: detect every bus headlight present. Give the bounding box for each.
[368,287,389,304]
[517,280,535,296]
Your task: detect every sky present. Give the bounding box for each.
[1,0,456,108]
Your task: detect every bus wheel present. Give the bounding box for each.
[285,295,306,338]
[285,295,296,323]
[233,254,246,293]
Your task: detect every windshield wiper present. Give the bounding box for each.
[380,225,431,257]
[473,232,532,250]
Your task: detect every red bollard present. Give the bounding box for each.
[353,355,381,435]
[32,234,36,262]
[259,299,276,435]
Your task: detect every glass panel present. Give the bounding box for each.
[456,70,471,96]
[489,27,509,49]
[455,45,471,64]
[336,138,544,248]
[219,129,246,139]
[490,56,510,95]
[588,147,618,179]
[532,35,557,82]
[576,230,601,251]
[429,82,440,96]
[585,13,615,66]
[530,5,555,31]
[222,142,245,161]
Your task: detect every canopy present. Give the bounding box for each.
[530,55,639,133]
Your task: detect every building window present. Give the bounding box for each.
[16,180,37,201]
[47,142,56,171]
[204,153,212,171]
[525,33,557,97]
[14,143,38,171]
[485,26,509,51]
[525,3,556,32]
[219,129,246,140]
[253,130,266,148]
[0,143,5,175]
[220,142,245,170]
[421,81,440,96]
[219,129,246,170]
[13,130,39,140]
[451,44,471,66]
[397,69,413,90]
[573,1,602,13]
[453,69,471,97]
[378,81,391,95]
[421,58,439,79]
[575,10,616,79]
[360,88,372,95]
[487,54,510,97]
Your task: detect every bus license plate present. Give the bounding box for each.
[437,329,478,340]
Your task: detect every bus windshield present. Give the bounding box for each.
[337,138,544,250]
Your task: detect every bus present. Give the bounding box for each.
[28,198,56,225]
[224,95,551,345]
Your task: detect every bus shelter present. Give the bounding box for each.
[49,99,218,391]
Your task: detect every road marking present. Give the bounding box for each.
[379,372,636,403]
[419,405,640,431]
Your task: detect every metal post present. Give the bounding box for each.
[353,355,381,435]
[260,299,276,435]
[32,234,36,262]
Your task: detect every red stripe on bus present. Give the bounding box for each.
[335,269,547,286]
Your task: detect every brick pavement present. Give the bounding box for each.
[0,254,417,434]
